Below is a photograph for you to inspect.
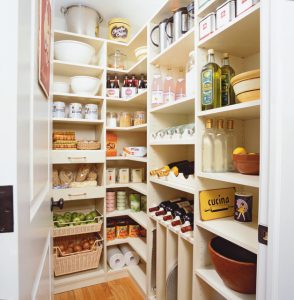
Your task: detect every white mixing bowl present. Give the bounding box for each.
[70,76,100,95]
[54,40,95,64]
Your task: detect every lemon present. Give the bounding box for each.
[233,147,247,155]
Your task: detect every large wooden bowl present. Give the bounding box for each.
[209,236,257,294]
[233,154,260,175]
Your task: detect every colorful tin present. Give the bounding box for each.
[234,192,253,222]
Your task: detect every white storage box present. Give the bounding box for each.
[121,87,137,99]
[106,168,116,185]
[199,13,216,40]
[216,0,236,29]
[236,0,259,16]
[131,168,144,183]
[123,146,147,157]
[118,168,129,184]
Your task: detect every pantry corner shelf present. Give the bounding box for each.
[198,3,260,57]
[128,264,147,294]
[53,60,104,77]
[53,92,104,104]
[196,266,256,300]
[107,209,148,229]
[197,171,260,188]
[106,124,147,132]
[106,183,147,195]
[150,96,195,114]
[106,156,147,163]
[106,90,147,107]
[52,118,104,125]
[149,27,195,67]
[196,100,260,119]
[196,217,258,254]
[149,177,195,194]
[107,56,147,75]
[52,150,105,164]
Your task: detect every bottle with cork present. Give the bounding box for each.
[214,119,227,172]
[202,118,215,172]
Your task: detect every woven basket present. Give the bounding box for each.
[53,209,103,237]
[53,233,103,276]
[77,140,101,150]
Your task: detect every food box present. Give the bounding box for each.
[236,0,259,16]
[131,168,143,183]
[216,0,236,29]
[118,168,130,184]
[106,132,117,157]
[199,13,216,40]
[106,168,116,185]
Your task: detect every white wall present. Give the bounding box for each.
[0,1,19,299]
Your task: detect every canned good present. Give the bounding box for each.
[108,18,131,43]
[129,194,141,212]
[216,0,236,29]
[234,192,253,222]
[199,12,216,40]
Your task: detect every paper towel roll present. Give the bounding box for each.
[107,246,125,270]
[119,244,140,266]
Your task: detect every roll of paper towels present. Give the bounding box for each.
[119,244,140,266]
[107,246,125,270]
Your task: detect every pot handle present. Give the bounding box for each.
[60,6,67,14]
[165,17,173,40]
[150,25,159,47]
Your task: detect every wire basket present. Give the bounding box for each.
[53,233,103,276]
[77,140,101,150]
[53,209,103,237]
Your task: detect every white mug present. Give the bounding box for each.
[85,104,98,120]
[52,101,65,118]
[69,103,82,119]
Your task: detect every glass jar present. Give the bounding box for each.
[107,112,118,128]
[108,50,127,70]
[134,111,146,126]
[119,112,132,127]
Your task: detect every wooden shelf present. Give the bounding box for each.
[107,238,147,262]
[150,28,195,67]
[52,150,105,164]
[197,172,259,188]
[150,139,195,146]
[106,90,147,108]
[198,4,260,57]
[53,118,104,125]
[197,100,260,120]
[150,96,195,114]
[107,57,147,75]
[53,60,104,77]
[196,266,256,300]
[106,124,147,132]
[197,217,258,254]
[106,183,147,195]
[106,156,147,163]
[107,210,148,229]
[53,93,104,104]
[149,178,195,194]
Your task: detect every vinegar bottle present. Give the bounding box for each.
[202,118,215,172]
[151,65,164,107]
[214,119,227,172]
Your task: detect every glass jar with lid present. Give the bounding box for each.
[119,112,132,127]
[134,111,146,126]
[106,112,118,128]
[108,50,127,70]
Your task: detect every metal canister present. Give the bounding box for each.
[234,192,253,222]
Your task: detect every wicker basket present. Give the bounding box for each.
[53,233,103,276]
[53,209,103,237]
[77,140,101,150]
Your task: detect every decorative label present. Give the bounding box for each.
[152,91,164,105]
[234,193,253,222]
[107,88,120,98]
[111,26,128,39]
[199,187,235,221]
[121,87,136,99]
[201,69,213,106]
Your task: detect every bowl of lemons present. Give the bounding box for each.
[233,147,260,175]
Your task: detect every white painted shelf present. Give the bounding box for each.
[197,217,258,254]
[106,156,147,163]
[198,4,260,57]
[53,60,104,77]
[106,183,147,195]
[150,139,195,146]
[52,150,105,164]
[106,124,147,132]
[52,118,104,125]
[107,209,148,229]
[197,100,260,120]
[106,90,147,108]
[197,172,259,188]
[107,57,147,75]
[150,28,195,67]
[128,264,147,294]
[53,93,104,104]
[149,177,195,194]
[150,96,195,114]
[107,237,147,262]
[196,266,256,300]
[52,186,105,201]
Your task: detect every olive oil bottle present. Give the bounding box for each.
[201,49,221,110]
[221,53,235,106]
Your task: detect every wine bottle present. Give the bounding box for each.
[171,207,194,226]
[148,198,187,213]
[155,198,189,216]
[181,215,194,233]
[163,200,194,221]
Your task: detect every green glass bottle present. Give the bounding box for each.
[201,49,221,111]
[221,53,235,106]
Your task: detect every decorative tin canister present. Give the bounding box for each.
[234,192,253,222]
[108,18,130,43]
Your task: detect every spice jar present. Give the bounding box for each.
[107,112,118,128]
[119,112,132,127]
[134,111,146,126]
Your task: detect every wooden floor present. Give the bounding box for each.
[54,277,145,300]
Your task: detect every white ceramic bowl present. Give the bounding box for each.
[70,76,100,95]
[134,46,147,61]
[54,40,95,64]
[53,81,70,94]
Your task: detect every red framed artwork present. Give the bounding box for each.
[38,0,51,98]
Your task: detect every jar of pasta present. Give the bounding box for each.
[134,111,146,126]
[119,112,132,127]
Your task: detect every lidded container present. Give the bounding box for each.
[108,18,131,43]
[61,5,103,37]
[108,50,127,70]
[119,112,132,127]
[199,12,216,40]
[107,112,118,128]
[216,0,236,29]
[134,111,146,126]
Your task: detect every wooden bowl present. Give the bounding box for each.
[233,154,260,175]
[209,236,257,294]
